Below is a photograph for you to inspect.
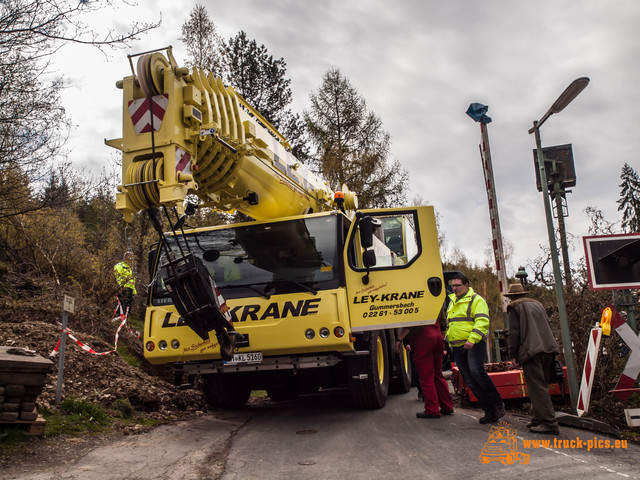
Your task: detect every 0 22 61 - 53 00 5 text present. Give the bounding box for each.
[362,307,419,318]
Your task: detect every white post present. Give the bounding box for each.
[55,295,75,404]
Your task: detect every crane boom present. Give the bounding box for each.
[106,46,356,222]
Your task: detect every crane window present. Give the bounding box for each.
[348,212,420,270]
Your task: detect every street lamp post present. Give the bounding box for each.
[528,77,589,411]
[554,180,573,292]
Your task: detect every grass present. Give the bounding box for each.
[0,398,110,447]
[0,428,27,447]
[41,398,111,436]
[113,398,134,418]
[117,344,141,367]
[0,397,164,452]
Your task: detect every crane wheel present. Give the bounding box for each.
[389,341,412,394]
[136,53,170,97]
[125,158,163,210]
[348,330,389,408]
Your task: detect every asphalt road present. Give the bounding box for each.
[2,388,639,479]
[222,389,639,480]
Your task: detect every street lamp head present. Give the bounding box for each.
[550,77,590,114]
[529,77,590,133]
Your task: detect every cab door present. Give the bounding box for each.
[344,206,445,332]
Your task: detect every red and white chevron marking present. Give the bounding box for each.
[611,308,640,401]
[577,326,602,417]
[175,147,191,175]
[128,94,169,134]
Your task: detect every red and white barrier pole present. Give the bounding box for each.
[576,326,602,417]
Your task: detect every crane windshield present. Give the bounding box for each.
[152,215,341,304]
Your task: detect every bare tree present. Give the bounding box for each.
[412,194,446,254]
[1,1,158,50]
[585,206,619,235]
[0,0,159,221]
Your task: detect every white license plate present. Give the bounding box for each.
[224,352,263,364]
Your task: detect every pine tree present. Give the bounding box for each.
[224,31,307,158]
[304,68,408,208]
[179,10,308,160]
[617,163,640,232]
[179,4,225,76]
[224,31,291,127]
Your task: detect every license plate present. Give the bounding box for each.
[224,352,262,364]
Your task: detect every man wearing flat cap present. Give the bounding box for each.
[505,284,560,435]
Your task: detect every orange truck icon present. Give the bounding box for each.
[480,424,530,465]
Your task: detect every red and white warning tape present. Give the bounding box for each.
[111,300,141,340]
[49,299,140,357]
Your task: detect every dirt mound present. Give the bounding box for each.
[0,318,207,416]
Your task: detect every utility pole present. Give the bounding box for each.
[552,177,573,292]
[528,77,590,410]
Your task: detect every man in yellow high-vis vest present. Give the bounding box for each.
[446,272,504,424]
[114,252,137,312]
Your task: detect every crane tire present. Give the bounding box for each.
[348,330,389,409]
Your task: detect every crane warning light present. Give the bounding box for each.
[600,307,612,336]
[334,191,345,213]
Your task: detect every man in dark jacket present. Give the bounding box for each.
[506,283,560,435]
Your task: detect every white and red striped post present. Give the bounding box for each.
[576,326,603,416]
[479,122,509,313]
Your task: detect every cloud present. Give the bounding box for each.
[53,0,640,274]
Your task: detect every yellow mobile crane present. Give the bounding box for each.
[107,47,446,408]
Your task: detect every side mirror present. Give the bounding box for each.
[427,277,443,297]
[173,215,187,231]
[361,247,377,285]
[359,216,374,249]
[148,243,159,278]
[363,249,376,268]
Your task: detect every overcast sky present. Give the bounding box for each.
[56,0,640,278]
